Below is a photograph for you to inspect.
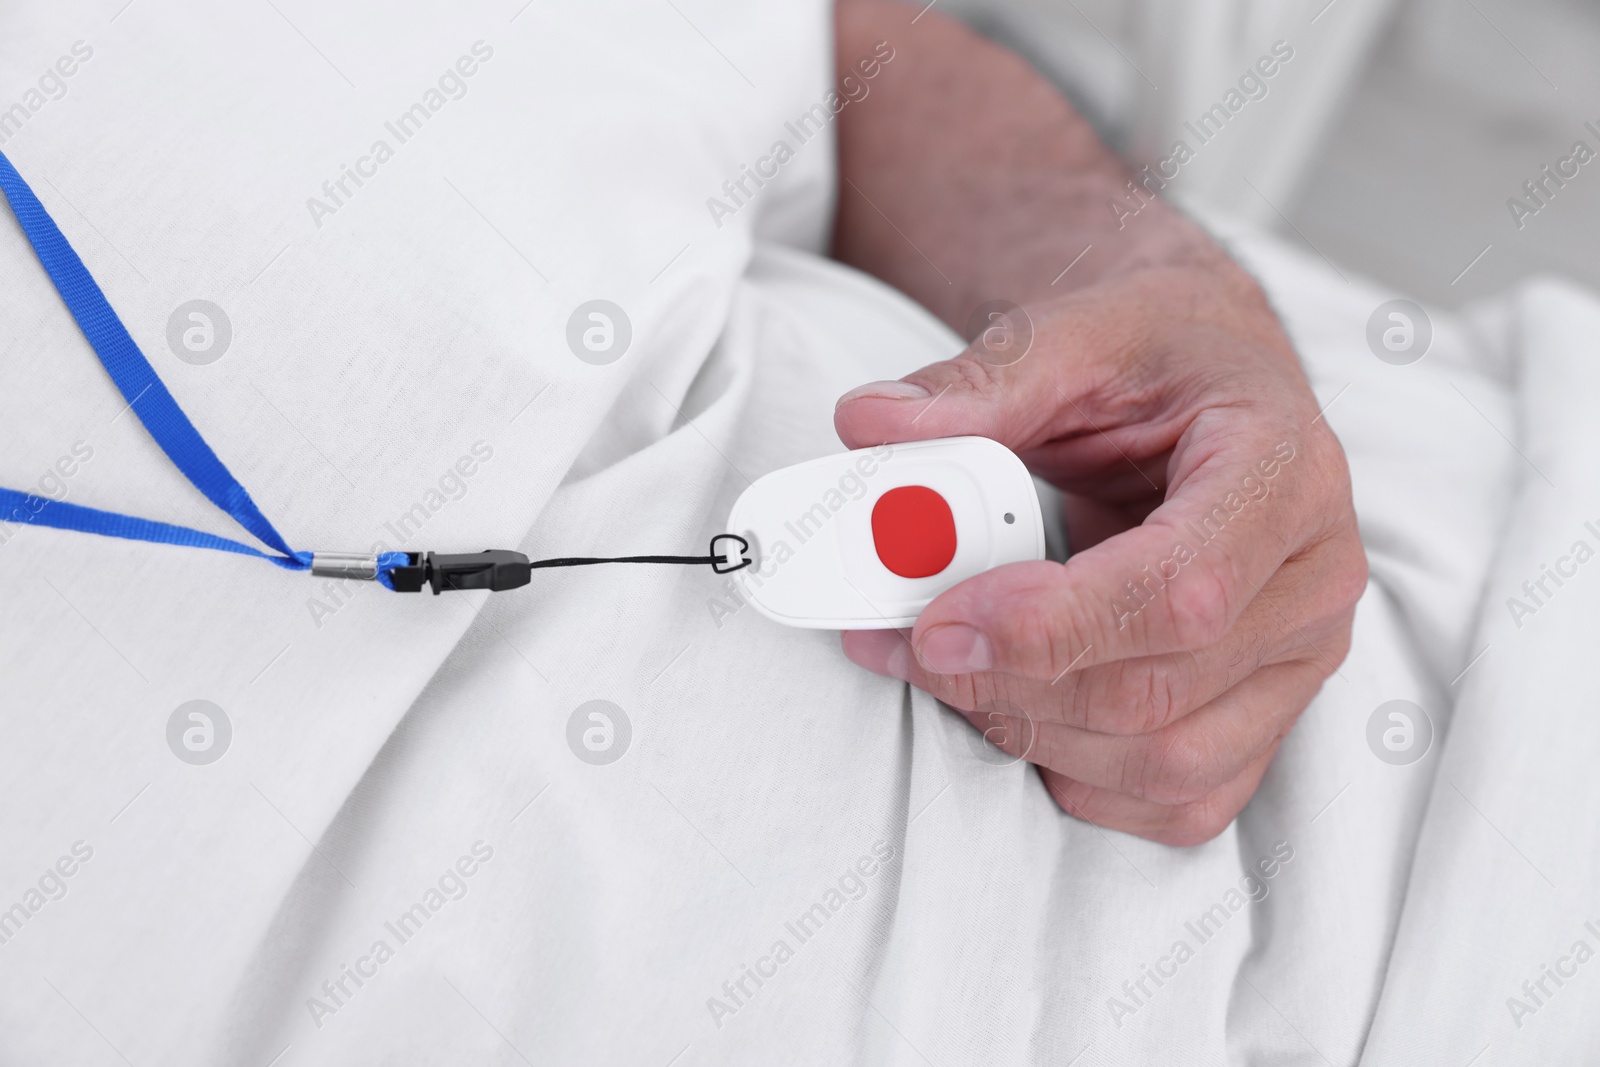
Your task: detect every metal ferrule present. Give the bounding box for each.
[310,552,381,581]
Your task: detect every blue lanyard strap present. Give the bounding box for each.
[0,149,752,596]
[0,489,312,569]
[0,149,318,572]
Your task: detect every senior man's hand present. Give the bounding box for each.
[831,1,1367,845]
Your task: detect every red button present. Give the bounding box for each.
[871,485,957,578]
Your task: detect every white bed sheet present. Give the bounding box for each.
[1,3,1596,1065]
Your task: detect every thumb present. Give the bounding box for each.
[833,301,1125,451]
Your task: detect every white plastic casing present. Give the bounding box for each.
[724,436,1045,629]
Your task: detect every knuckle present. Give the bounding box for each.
[1319,627,1355,678]
[1322,606,1356,663]
[1041,771,1100,822]
[1150,802,1236,847]
[1333,539,1370,610]
[948,351,1007,393]
[1226,627,1273,688]
[1135,730,1220,806]
[1162,562,1235,649]
[982,713,1035,760]
[1137,660,1191,732]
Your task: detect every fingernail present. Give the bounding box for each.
[917,624,992,673]
[835,380,931,408]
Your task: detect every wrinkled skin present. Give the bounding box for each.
[830,1,1367,845]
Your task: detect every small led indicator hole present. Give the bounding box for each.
[1003,512,1015,524]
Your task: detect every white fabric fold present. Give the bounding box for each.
[2,3,1598,1065]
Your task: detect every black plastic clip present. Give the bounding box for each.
[386,550,532,595]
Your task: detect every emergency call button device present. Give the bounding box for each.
[724,436,1045,629]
